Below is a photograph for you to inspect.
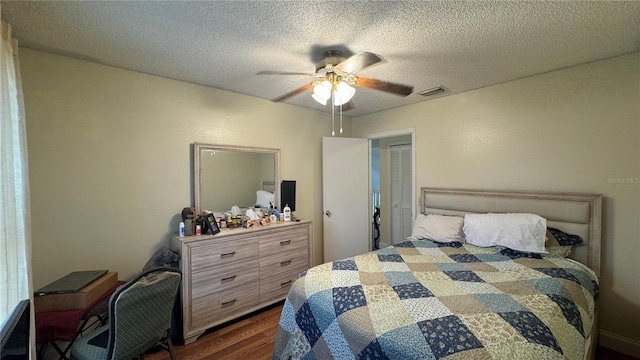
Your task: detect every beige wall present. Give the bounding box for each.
[20,48,345,288]
[353,53,640,352]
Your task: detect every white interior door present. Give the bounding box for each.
[390,144,413,244]
[322,137,369,262]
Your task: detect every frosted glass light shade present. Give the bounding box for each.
[312,80,332,104]
[333,81,355,106]
[312,93,327,105]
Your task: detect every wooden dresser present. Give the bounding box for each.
[172,220,312,344]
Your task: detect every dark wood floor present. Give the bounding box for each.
[146,302,637,360]
[146,303,282,360]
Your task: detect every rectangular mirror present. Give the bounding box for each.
[194,143,280,214]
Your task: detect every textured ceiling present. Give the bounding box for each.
[2,1,639,117]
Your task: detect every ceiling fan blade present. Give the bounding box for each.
[336,52,383,74]
[272,83,314,102]
[356,76,413,96]
[256,70,318,77]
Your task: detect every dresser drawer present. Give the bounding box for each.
[191,283,260,329]
[191,260,259,299]
[260,249,308,279]
[260,265,306,303]
[259,227,309,258]
[190,237,258,272]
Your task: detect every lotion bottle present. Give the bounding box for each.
[179,221,185,237]
[283,204,291,222]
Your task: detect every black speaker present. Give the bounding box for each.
[280,180,296,212]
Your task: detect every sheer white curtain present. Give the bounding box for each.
[0,19,32,322]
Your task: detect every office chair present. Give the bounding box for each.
[70,267,181,360]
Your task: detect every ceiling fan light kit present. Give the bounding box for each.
[258,50,414,135]
[314,80,355,107]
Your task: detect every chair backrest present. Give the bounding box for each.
[105,267,181,360]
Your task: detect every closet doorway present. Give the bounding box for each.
[369,129,414,249]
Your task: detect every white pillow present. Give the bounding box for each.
[410,214,465,243]
[255,190,275,208]
[463,213,547,253]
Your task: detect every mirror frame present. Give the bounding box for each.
[193,143,281,214]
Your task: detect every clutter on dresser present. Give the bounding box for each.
[178,201,294,236]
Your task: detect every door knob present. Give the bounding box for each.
[325,210,332,217]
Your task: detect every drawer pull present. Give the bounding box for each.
[280,240,291,246]
[280,280,292,287]
[220,251,236,258]
[280,259,292,266]
[221,275,236,282]
[221,299,237,307]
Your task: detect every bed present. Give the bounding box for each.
[273,188,601,360]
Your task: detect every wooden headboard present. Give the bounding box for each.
[420,188,602,277]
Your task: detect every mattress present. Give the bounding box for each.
[273,239,599,359]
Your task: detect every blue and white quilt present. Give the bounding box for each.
[272,239,598,360]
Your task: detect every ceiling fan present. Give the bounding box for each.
[257,50,414,112]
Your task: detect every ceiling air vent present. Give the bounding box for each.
[419,86,447,97]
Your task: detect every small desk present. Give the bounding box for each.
[35,281,124,360]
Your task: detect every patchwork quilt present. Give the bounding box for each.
[273,240,598,360]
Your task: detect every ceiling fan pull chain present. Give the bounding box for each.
[331,94,336,136]
[340,104,343,134]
